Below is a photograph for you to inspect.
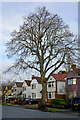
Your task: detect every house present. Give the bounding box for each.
[47,73,66,102]
[12,82,23,98]
[30,75,42,100]
[22,80,31,98]
[65,65,80,99]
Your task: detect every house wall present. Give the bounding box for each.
[12,84,22,98]
[31,79,42,99]
[77,78,80,96]
[22,81,31,98]
[47,76,56,102]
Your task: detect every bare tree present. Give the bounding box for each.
[6,7,78,109]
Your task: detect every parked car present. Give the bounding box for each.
[70,97,80,110]
[23,98,40,105]
[15,98,25,104]
[6,97,16,103]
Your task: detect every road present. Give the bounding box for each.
[1,105,80,119]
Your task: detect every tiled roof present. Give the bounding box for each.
[32,75,42,84]
[66,70,80,79]
[52,74,66,81]
[25,80,31,86]
[15,82,23,87]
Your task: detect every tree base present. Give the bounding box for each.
[38,101,47,111]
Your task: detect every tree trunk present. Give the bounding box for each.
[39,72,47,111]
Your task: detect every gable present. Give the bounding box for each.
[31,79,38,84]
[47,76,56,82]
[22,81,27,87]
[66,70,79,79]
[52,74,66,81]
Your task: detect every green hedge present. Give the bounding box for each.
[52,98,70,109]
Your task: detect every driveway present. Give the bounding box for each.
[2,105,80,119]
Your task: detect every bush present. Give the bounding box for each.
[52,98,70,109]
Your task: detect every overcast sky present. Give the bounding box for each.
[0,1,78,82]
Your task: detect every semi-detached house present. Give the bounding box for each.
[47,74,66,102]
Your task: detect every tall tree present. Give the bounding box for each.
[6,7,77,109]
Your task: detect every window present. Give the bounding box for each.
[68,79,73,85]
[32,93,36,99]
[48,82,51,87]
[48,92,54,99]
[68,78,76,85]
[23,87,24,91]
[32,84,36,89]
[25,94,26,98]
[48,82,54,87]
[25,87,26,91]
[73,78,76,84]
[50,78,52,80]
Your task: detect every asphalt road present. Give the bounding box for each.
[1,105,80,119]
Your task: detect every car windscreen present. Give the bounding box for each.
[72,98,80,102]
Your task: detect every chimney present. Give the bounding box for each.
[71,64,76,71]
[32,75,35,79]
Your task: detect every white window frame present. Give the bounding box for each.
[73,78,76,84]
[32,93,36,99]
[48,92,54,99]
[48,82,54,88]
[68,79,73,85]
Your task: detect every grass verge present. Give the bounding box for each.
[25,106,38,109]
[47,108,61,112]
[25,106,61,112]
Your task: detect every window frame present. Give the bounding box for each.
[48,92,54,99]
[68,78,76,85]
[32,93,36,99]
[48,81,54,88]
[32,84,36,89]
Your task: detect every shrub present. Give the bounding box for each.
[53,98,70,109]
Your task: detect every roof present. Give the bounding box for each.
[15,82,23,87]
[52,74,66,81]
[32,75,42,84]
[66,70,79,79]
[24,80,31,86]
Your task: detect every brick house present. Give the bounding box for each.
[65,65,80,99]
[47,74,66,102]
